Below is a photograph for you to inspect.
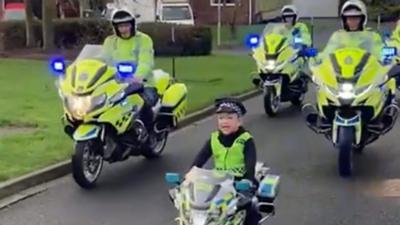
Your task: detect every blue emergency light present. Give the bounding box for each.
[382,47,397,58]
[49,57,66,75]
[305,48,318,57]
[245,34,261,49]
[116,62,137,79]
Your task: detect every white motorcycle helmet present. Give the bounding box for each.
[281,5,298,26]
[110,8,137,39]
[340,0,367,31]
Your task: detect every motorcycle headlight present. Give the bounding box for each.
[264,60,276,71]
[66,94,106,120]
[338,83,356,100]
[67,96,92,120]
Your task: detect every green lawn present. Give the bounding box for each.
[0,54,255,182]
[210,24,266,47]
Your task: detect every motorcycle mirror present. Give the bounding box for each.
[235,180,252,191]
[244,34,261,49]
[165,173,182,185]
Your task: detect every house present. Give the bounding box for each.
[105,0,156,23]
[190,0,341,25]
[190,0,251,25]
[190,0,291,25]
[293,0,339,18]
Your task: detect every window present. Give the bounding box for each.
[210,0,236,7]
[162,6,192,20]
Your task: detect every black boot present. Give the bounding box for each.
[139,87,159,132]
[244,205,261,225]
[141,103,154,132]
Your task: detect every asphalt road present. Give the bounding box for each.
[1,93,400,225]
[2,19,400,225]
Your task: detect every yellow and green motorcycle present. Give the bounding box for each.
[246,23,309,117]
[50,45,188,189]
[165,164,280,225]
[303,33,399,177]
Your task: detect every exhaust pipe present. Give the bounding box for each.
[381,103,400,134]
[367,102,400,135]
[132,120,148,142]
[154,122,169,134]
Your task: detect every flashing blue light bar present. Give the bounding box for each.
[245,34,260,49]
[116,62,137,79]
[49,57,66,75]
[382,47,397,57]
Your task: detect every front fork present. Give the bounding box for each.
[332,111,362,145]
[263,77,282,98]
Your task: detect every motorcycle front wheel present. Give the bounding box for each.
[72,140,103,189]
[336,127,354,177]
[264,87,279,117]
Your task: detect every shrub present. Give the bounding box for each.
[0,19,212,56]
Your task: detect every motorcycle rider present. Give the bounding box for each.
[280,4,312,49]
[101,8,157,137]
[320,0,384,59]
[315,0,396,133]
[191,97,260,225]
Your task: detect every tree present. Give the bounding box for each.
[24,0,36,47]
[42,0,56,50]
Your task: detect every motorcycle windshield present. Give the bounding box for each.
[322,31,383,60]
[315,32,387,88]
[74,44,116,66]
[261,23,291,55]
[184,167,234,210]
[262,23,291,37]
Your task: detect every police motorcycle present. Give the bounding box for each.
[50,45,188,189]
[165,163,280,225]
[245,23,310,117]
[302,32,400,177]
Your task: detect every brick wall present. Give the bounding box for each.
[191,0,252,25]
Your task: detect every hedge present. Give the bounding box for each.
[0,19,212,56]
